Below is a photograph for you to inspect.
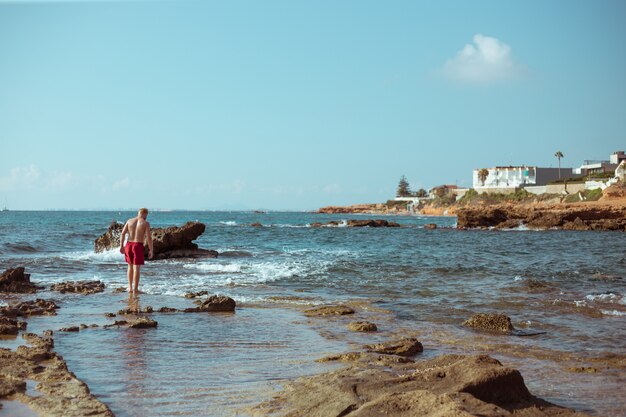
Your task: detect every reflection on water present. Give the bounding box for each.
[1,211,625,416]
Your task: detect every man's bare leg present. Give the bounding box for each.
[127,265,133,293]
[133,265,141,293]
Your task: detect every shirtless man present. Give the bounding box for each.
[119,208,154,293]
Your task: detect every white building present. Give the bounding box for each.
[472,166,572,191]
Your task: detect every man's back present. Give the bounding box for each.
[126,216,149,243]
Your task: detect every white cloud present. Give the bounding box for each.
[442,34,524,84]
[0,165,40,191]
[45,171,74,189]
[322,183,342,194]
[112,177,130,190]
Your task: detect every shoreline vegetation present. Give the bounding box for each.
[318,182,626,231]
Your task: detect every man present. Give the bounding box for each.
[119,208,154,294]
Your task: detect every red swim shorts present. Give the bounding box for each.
[125,242,145,265]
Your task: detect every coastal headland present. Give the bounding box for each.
[318,182,626,231]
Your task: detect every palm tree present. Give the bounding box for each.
[477,168,489,186]
[554,151,564,179]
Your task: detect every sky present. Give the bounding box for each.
[1,0,625,210]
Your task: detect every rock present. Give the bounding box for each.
[185,290,210,298]
[50,280,105,295]
[251,354,566,417]
[0,316,27,335]
[457,204,626,231]
[250,222,263,227]
[0,299,59,317]
[104,313,116,318]
[94,221,219,260]
[568,366,598,373]
[347,219,401,228]
[347,321,378,332]
[563,217,592,231]
[0,332,113,415]
[463,313,514,333]
[59,326,80,332]
[365,338,423,356]
[158,307,179,313]
[304,305,355,316]
[0,267,41,293]
[127,317,158,329]
[189,295,236,312]
[113,287,127,293]
[423,223,437,229]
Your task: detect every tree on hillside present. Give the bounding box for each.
[396,175,411,197]
[477,168,489,186]
[415,188,427,197]
[554,151,564,179]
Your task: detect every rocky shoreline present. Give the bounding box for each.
[2,273,602,417]
[456,202,626,231]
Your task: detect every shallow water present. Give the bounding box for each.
[1,211,625,416]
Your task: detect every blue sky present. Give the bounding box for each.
[1,0,625,210]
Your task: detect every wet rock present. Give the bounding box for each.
[127,317,158,329]
[59,326,80,332]
[0,331,114,416]
[189,295,236,312]
[318,352,414,365]
[568,366,598,373]
[0,299,59,318]
[304,305,355,316]
[365,337,423,357]
[220,250,253,258]
[250,222,263,227]
[158,307,179,313]
[347,321,378,332]
[95,221,219,260]
[117,306,154,315]
[463,313,515,333]
[185,290,210,298]
[252,354,563,417]
[0,316,27,335]
[104,313,116,318]
[50,280,105,295]
[423,223,437,229]
[113,287,127,293]
[0,267,41,293]
[590,273,622,281]
[347,219,401,227]
[457,204,626,231]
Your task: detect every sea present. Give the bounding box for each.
[1,211,625,417]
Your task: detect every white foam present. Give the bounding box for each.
[219,221,237,226]
[584,293,626,305]
[601,310,626,317]
[184,263,243,273]
[513,276,523,281]
[574,300,587,307]
[60,249,123,262]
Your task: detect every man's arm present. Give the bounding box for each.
[146,222,154,259]
[119,222,128,254]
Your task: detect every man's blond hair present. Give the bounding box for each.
[138,208,149,216]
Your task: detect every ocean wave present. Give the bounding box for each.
[584,293,626,305]
[60,249,123,262]
[4,242,40,253]
[183,263,243,273]
[601,309,626,317]
[219,221,237,226]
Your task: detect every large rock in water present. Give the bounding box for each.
[94,221,218,260]
[0,267,41,293]
[456,204,626,231]
[251,353,590,417]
